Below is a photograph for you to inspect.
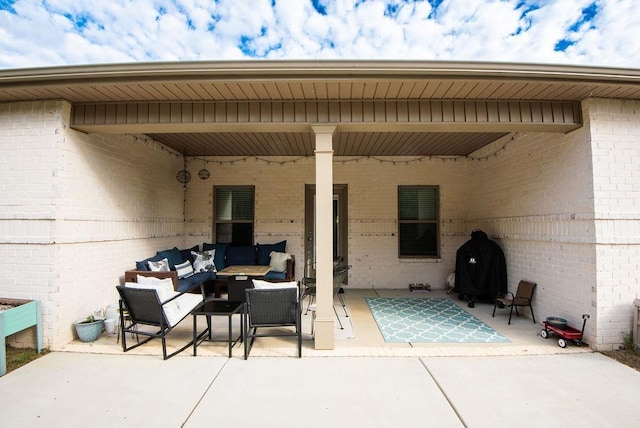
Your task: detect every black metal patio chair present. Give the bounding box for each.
[243,287,302,359]
[301,263,351,330]
[116,284,206,359]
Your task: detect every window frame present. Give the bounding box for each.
[213,185,255,245]
[397,185,440,258]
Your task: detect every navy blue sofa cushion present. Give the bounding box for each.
[264,271,286,280]
[256,240,287,265]
[135,253,165,271]
[226,245,256,265]
[156,247,183,270]
[177,271,216,293]
[203,242,229,270]
[180,245,199,263]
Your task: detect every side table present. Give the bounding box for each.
[192,300,244,358]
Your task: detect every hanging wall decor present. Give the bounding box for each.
[176,169,191,184]
[198,157,210,180]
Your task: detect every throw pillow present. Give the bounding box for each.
[180,245,199,263]
[175,260,195,279]
[130,277,180,321]
[191,250,216,272]
[257,240,287,265]
[148,258,170,272]
[252,279,298,290]
[156,247,183,270]
[251,279,299,301]
[269,251,291,273]
[226,245,256,265]
[203,243,228,270]
[130,277,175,302]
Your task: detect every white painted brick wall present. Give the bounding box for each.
[466,128,599,346]
[1,101,186,349]
[184,155,469,291]
[586,98,640,350]
[3,98,639,352]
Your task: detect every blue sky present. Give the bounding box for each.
[0,0,637,69]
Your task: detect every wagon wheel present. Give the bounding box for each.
[558,338,567,348]
[540,329,549,339]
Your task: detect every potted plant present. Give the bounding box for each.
[74,315,105,342]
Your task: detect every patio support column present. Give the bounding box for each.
[312,125,336,350]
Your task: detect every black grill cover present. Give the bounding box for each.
[454,229,507,300]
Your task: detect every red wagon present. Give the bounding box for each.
[541,314,589,348]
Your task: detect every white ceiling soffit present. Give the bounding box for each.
[3,60,638,156]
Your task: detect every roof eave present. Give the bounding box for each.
[1,59,640,87]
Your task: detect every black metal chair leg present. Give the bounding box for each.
[333,304,344,329]
[338,293,348,317]
[304,294,314,315]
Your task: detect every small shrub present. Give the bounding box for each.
[622,332,634,351]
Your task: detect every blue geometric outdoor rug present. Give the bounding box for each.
[365,298,510,343]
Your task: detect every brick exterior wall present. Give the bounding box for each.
[465,129,598,346]
[2,98,638,351]
[1,100,185,349]
[184,155,468,291]
[587,98,640,350]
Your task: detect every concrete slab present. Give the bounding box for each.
[185,357,463,428]
[3,351,640,428]
[423,353,640,427]
[0,352,226,428]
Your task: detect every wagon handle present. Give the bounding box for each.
[580,314,590,338]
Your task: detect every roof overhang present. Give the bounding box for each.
[1,60,639,156]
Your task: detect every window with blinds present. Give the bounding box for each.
[214,186,255,245]
[398,185,439,257]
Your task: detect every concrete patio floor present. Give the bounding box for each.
[60,289,591,358]
[3,289,640,427]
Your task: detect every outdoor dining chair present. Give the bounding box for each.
[492,280,537,325]
[243,287,302,359]
[302,264,352,332]
[302,261,351,316]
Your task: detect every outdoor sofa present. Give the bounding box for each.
[124,241,295,297]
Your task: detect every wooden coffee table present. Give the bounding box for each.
[217,265,271,277]
[217,265,271,302]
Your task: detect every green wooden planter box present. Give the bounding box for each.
[1,299,43,376]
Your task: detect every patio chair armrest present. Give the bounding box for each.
[495,291,515,301]
[286,255,296,281]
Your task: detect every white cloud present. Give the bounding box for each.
[0,0,638,69]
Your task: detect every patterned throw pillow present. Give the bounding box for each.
[269,251,291,273]
[191,250,216,272]
[148,258,170,272]
[175,260,195,279]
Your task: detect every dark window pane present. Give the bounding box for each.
[215,187,254,221]
[231,223,253,246]
[399,223,438,256]
[215,223,254,246]
[214,186,254,245]
[398,185,438,257]
[399,187,437,221]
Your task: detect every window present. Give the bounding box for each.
[398,185,439,257]
[214,186,255,245]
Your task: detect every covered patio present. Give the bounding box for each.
[1,60,640,352]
